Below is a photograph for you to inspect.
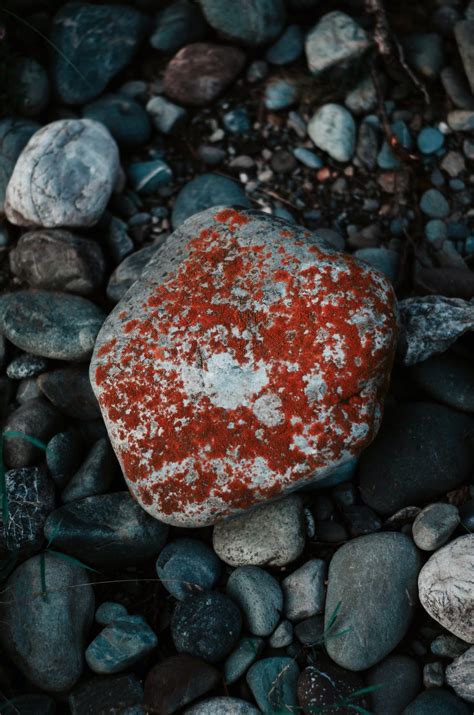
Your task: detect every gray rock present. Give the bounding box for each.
[431,634,469,658]
[418,535,474,643]
[224,636,263,684]
[226,566,283,636]
[294,615,324,646]
[9,229,105,296]
[325,532,421,671]
[16,377,42,403]
[0,466,55,558]
[107,243,163,303]
[50,3,146,105]
[367,654,422,715]
[345,74,377,115]
[282,559,326,621]
[402,687,471,714]
[95,601,129,625]
[265,25,303,66]
[62,438,117,503]
[441,67,474,110]
[404,33,444,79]
[5,119,120,228]
[246,657,299,713]
[354,247,399,283]
[46,431,84,489]
[198,0,285,46]
[423,661,445,688]
[264,79,298,110]
[269,619,293,648]
[156,537,221,600]
[0,118,39,215]
[356,119,379,170]
[82,93,151,147]
[305,11,370,78]
[6,353,48,380]
[0,552,94,692]
[38,367,101,420]
[171,173,250,228]
[455,21,474,94]
[445,646,474,703]
[44,492,169,569]
[69,673,144,715]
[105,215,134,264]
[144,655,219,714]
[86,614,158,674]
[9,57,50,117]
[146,96,187,135]
[150,0,208,53]
[412,503,460,551]
[0,290,105,361]
[184,697,260,714]
[420,189,450,219]
[308,104,356,162]
[213,495,305,566]
[3,397,60,468]
[447,110,474,131]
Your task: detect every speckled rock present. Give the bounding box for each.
[305,11,370,78]
[445,646,474,703]
[91,208,397,527]
[85,615,158,674]
[184,697,260,714]
[163,44,246,106]
[0,290,105,361]
[171,174,250,228]
[0,553,94,692]
[50,3,146,105]
[418,535,474,643]
[197,0,285,46]
[5,119,120,228]
[308,104,356,162]
[297,659,368,715]
[412,503,460,551]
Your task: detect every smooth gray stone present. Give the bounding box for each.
[82,93,151,147]
[171,173,250,228]
[305,11,370,77]
[224,636,264,684]
[3,397,60,468]
[445,646,474,704]
[107,243,162,303]
[325,532,421,671]
[410,352,474,413]
[156,537,221,600]
[95,601,129,625]
[0,552,94,692]
[0,290,105,361]
[0,117,39,215]
[62,438,117,503]
[308,104,356,162]
[150,0,208,53]
[367,654,422,715]
[282,559,326,621]
[402,687,471,714]
[46,431,84,490]
[226,566,283,636]
[197,0,285,46]
[85,615,158,674]
[38,367,101,420]
[412,503,460,551]
[5,119,119,228]
[184,697,260,714]
[247,657,299,713]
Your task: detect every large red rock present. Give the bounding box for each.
[91,208,397,527]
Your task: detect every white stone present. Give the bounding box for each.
[282,559,326,621]
[446,646,474,703]
[307,104,356,162]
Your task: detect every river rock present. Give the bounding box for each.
[107,243,162,303]
[325,532,421,671]
[144,655,220,714]
[247,657,299,713]
[163,43,246,106]
[403,687,471,714]
[38,367,101,420]
[297,658,368,714]
[83,93,151,147]
[226,565,283,636]
[85,614,158,674]
[156,537,221,600]
[0,117,39,215]
[0,552,94,692]
[150,0,208,53]
[412,503,460,551]
[197,0,285,46]
[367,654,422,715]
[455,20,474,94]
[445,646,474,703]
[308,104,356,162]
[5,119,120,228]
[69,674,144,714]
[282,559,326,621]
[305,11,370,78]
[184,697,260,714]
[418,535,474,643]
[62,438,117,503]
[90,207,397,527]
[0,290,105,361]
[3,397,60,468]
[410,352,474,413]
[50,2,146,105]
[172,173,251,228]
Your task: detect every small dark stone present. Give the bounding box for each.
[271,150,297,173]
[0,694,56,714]
[342,504,382,537]
[294,615,324,646]
[105,216,135,266]
[171,591,242,662]
[107,243,161,303]
[367,654,422,714]
[6,354,48,380]
[316,520,348,543]
[297,657,368,715]
[410,352,474,413]
[82,93,151,147]
[402,687,471,714]
[62,438,117,503]
[38,367,101,420]
[44,492,169,569]
[459,498,474,531]
[144,654,220,715]
[156,537,222,600]
[3,397,60,469]
[69,674,144,715]
[46,431,84,490]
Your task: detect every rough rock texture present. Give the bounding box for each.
[163,44,247,106]
[418,535,474,643]
[305,11,370,77]
[0,553,94,692]
[397,296,474,365]
[0,118,40,215]
[91,208,397,527]
[445,646,474,703]
[198,0,285,46]
[5,119,119,228]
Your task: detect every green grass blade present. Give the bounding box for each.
[2,431,47,450]
[0,436,7,524]
[324,601,342,633]
[47,549,99,574]
[39,552,47,600]
[45,519,63,550]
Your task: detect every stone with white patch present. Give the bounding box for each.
[91,207,397,527]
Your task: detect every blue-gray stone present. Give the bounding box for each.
[198,0,286,46]
[377,120,413,169]
[417,127,445,155]
[171,591,242,663]
[309,457,357,489]
[50,3,147,105]
[184,697,260,714]
[150,0,208,53]
[156,538,221,600]
[6,354,48,380]
[325,532,421,671]
[247,657,300,713]
[266,25,303,65]
[354,247,400,283]
[465,236,474,254]
[107,243,162,303]
[0,552,94,692]
[10,58,50,117]
[420,188,450,218]
[410,352,474,414]
[345,74,377,116]
[450,178,465,191]
[226,566,283,636]
[273,207,296,222]
[367,654,421,715]
[404,33,444,80]
[146,96,187,134]
[86,615,158,674]
[224,636,264,684]
[247,60,269,83]
[83,94,151,147]
[0,118,39,215]
[447,221,469,239]
[223,107,251,134]
[305,11,370,78]
[264,79,298,110]
[61,438,116,504]
[269,619,293,647]
[293,147,323,169]
[171,173,250,228]
[0,290,105,361]
[127,160,173,195]
[46,431,84,490]
[308,104,356,162]
[425,219,447,244]
[96,601,129,625]
[403,687,471,714]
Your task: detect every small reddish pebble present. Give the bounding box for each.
[91,207,397,527]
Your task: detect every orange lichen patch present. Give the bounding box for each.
[93,210,397,525]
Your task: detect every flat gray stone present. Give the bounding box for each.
[412,503,460,551]
[282,559,326,621]
[226,566,283,636]
[305,11,370,77]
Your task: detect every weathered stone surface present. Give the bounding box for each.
[445,646,474,703]
[0,118,39,215]
[69,674,144,714]
[5,119,119,228]
[164,43,246,106]
[198,0,285,46]
[91,208,397,527]
[9,229,105,296]
[0,553,94,692]
[418,535,474,643]
[184,697,260,714]
[305,11,370,78]
[38,367,101,419]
